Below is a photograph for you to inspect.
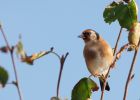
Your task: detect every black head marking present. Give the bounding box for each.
[95,32,100,40]
[82,31,91,38]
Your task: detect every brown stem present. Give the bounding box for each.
[100,27,123,100]
[0,26,23,100]
[123,39,140,100]
[56,52,69,98]
[112,43,130,67]
[113,27,123,55]
[50,51,69,98]
[11,49,23,100]
[100,67,110,100]
[0,26,11,50]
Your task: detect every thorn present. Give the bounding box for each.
[131,74,135,80]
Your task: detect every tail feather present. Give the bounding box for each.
[99,79,110,91]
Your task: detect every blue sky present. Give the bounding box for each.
[0,0,140,100]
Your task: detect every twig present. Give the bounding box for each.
[112,43,130,67]
[113,28,123,55]
[0,25,23,100]
[51,51,61,60]
[56,52,69,97]
[0,25,10,50]
[50,51,69,98]
[123,38,140,100]
[100,27,123,100]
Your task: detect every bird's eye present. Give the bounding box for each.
[83,32,91,37]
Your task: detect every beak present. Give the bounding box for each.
[78,34,84,38]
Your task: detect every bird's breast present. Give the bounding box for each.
[83,41,113,77]
[85,55,109,77]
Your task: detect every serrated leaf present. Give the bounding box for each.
[71,77,99,100]
[0,66,9,87]
[21,51,51,65]
[103,0,138,30]
[103,1,119,24]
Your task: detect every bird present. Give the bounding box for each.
[79,29,113,91]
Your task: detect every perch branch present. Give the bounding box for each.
[100,27,123,100]
[112,43,130,67]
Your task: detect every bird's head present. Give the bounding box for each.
[78,29,100,43]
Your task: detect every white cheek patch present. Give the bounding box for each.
[90,31,96,37]
[90,32,97,40]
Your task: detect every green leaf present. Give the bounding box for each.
[103,1,119,24]
[0,66,9,87]
[71,77,99,100]
[103,0,138,30]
